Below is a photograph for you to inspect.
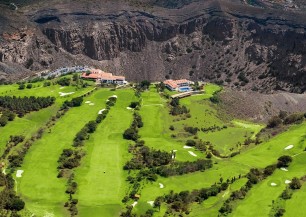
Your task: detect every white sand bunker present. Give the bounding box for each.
[270,182,277,186]
[59,87,65,89]
[89,103,95,106]
[98,109,106,114]
[126,107,132,110]
[147,201,154,206]
[16,170,24,178]
[183,146,193,149]
[284,145,294,150]
[159,183,164,188]
[188,151,197,157]
[85,101,91,104]
[111,95,117,98]
[285,180,292,184]
[173,150,177,152]
[131,201,138,207]
[280,167,288,172]
[59,92,75,97]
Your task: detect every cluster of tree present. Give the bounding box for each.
[0,96,55,117]
[277,155,292,168]
[155,82,166,92]
[28,77,45,83]
[106,96,117,107]
[156,159,213,177]
[154,182,228,214]
[73,120,99,147]
[57,149,85,170]
[124,146,172,170]
[210,88,222,104]
[185,140,211,152]
[184,126,199,135]
[267,111,305,128]
[7,128,45,168]
[63,173,79,216]
[137,80,151,91]
[18,83,34,90]
[61,97,83,109]
[57,77,71,86]
[1,135,25,159]
[123,112,143,141]
[129,101,141,109]
[219,159,290,215]
[0,173,25,213]
[43,81,51,87]
[201,125,227,133]
[169,98,189,116]
[0,109,16,127]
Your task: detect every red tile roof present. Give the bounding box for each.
[164,79,192,89]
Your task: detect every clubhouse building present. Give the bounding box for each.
[81,69,126,85]
[164,79,194,92]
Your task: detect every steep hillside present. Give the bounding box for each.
[0,0,306,92]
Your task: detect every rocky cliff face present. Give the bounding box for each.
[0,0,306,93]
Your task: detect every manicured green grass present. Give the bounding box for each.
[285,181,306,216]
[17,89,113,216]
[231,152,306,217]
[75,89,136,217]
[0,105,59,156]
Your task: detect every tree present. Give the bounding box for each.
[267,116,282,128]
[0,116,8,126]
[277,155,292,168]
[26,83,32,89]
[289,177,302,189]
[140,80,151,90]
[123,128,139,141]
[86,121,97,133]
[18,83,25,90]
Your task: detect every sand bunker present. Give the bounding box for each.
[284,145,294,150]
[16,170,24,178]
[188,151,197,157]
[111,95,118,98]
[280,167,288,171]
[59,87,65,89]
[159,183,164,188]
[183,146,193,149]
[147,201,154,206]
[131,201,138,207]
[89,103,95,106]
[98,109,106,114]
[85,101,91,104]
[270,182,277,186]
[173,150,177,152]
[59,92,75,97]
[285,180,292,184]
[126,107,132,110]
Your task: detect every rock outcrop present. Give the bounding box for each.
[0,0,306,92]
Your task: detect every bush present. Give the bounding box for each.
[185,140,196,146]
[267,116,282,128]
[123,128,139,141]
[18,83,25,90]
[289,177,302,189]
[26,83,32,89]
[277,155,292,168]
